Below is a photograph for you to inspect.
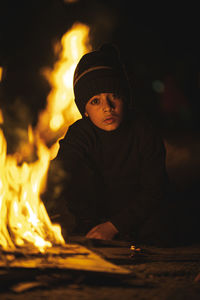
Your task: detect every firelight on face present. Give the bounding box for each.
[85,93,124,131]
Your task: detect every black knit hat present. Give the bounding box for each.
[73,43,131,116]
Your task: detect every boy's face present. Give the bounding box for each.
[85,93,124,131]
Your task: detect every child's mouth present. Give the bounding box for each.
[104,117,116,124]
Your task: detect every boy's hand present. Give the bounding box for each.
[86,221,119,240]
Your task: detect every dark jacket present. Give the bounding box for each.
[56,110,169,241]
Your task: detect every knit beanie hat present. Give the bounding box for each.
[73,43,131,116]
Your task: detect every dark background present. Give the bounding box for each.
[0,0,199,129]
[0,0,199,234]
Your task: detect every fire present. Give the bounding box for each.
[0,23,91,252]
[0,129,64,252]
[37,22,91,146]
[0,67,3,82]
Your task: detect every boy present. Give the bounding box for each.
[56,44,169,244]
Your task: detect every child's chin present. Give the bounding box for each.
[102,123,120,131]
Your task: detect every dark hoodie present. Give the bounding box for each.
[55,109,169,243]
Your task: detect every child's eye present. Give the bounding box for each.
[90,98,100,105]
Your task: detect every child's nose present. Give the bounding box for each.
[102,97,114,112]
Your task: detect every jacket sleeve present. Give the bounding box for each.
[52,121,98,234]
[110,118,168,236]
[57,122,89,171]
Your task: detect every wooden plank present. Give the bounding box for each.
[0,243,131,275]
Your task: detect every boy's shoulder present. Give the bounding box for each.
[59,118,95,152]
[66,118,95,142]
[68,118,92,133]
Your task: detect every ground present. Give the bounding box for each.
[0,237,200,300]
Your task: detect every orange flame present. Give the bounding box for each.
[37,22,91,146]
[0,129,65,252]
[0,23,91,252]
[0,67,3,82]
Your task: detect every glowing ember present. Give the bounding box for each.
[0,23,91,252]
